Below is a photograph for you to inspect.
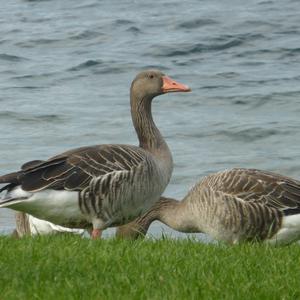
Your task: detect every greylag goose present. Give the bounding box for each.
[0,70,190,238]
[13,212,84,237]
[116,168,300,245]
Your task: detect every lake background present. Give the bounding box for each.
[1,0,300,239]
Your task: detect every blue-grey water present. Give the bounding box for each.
[0,0,300,239]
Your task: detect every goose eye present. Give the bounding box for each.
[149,74,154,79]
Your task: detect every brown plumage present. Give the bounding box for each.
[13,212,31,238]
[1,145,146,193]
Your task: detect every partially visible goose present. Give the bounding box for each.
[13,212,84,237]
[116,168,300,245]
[0,70,190,238]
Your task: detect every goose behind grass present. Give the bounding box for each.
[13,212,85,237]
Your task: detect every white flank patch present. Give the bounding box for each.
[2,186,84,226]
[266,214,300,245]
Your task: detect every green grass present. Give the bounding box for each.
[0,236,300,300]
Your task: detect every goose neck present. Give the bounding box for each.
[157,197,200,233]
[116,196,201,239]
[130,93,167,153]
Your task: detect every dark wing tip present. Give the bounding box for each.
[0,172,21,185]
[21,160,45,171]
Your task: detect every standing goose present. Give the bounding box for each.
[0,70,190,238]
[116,168,300,245]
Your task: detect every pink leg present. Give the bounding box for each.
[91,228,102,239]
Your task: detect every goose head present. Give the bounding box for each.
[130,69,191,101]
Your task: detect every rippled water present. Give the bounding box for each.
[1,0,300,238]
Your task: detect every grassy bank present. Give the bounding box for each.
[0,235,300,299]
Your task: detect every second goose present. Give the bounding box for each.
[117,168,300,245]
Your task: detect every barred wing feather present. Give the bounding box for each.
[2,144,147,193]
[199,168,300,214]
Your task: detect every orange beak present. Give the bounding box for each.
[162,76,191,93]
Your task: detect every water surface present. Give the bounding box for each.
[1,0,300,239]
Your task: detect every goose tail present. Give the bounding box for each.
[0,171,21,185]
[0,169,24,204]
[0,183,29,208]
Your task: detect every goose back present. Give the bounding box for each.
[1,144,171,227]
